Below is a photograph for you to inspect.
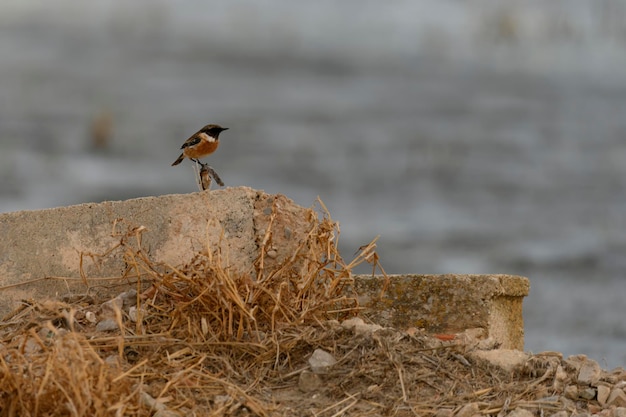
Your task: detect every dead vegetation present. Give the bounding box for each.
[0,203,624,416]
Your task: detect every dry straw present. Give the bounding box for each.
[0,199,373,415]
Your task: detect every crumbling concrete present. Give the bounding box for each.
[355,274,529,349]
[0,188,529,349]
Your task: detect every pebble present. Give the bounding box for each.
[101,297,123,318]
[578,358,601,385]
[128,306,145,323]
[564,385,579,400]
[553,365,568,391]
[118,289,138,308]
[598,385,611,406]
[579,387,596,400]
[85,311,97,323]
[340,317,382,335]
[308,349,337,374]
[298,370,322,392]
[341,317,365,329]
[607,389,626,408]
[96,318,119,332]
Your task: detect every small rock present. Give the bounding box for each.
[579,387,596,400]
[455,402,479,417]
[469,349,530,373]
[341,317,365,330]
[607,389,626,408]
[96,318,119,332]
[563,385,579,400]
[597,385,611,406]
[308,349,337,374]
[578,359,602,385]
[340,317,382,335]
[354,322,383,336]
[266,249,278,259]
[587,404,602,415]
[129,306,146,323]
[506,408,534,417]
[119,289,138,308]
[101,297,123,318]
[553,365,568,391]
[298,370,322,392]
[615,407,626,417]
[85,311,97,324]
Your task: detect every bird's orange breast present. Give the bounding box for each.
[183,140,219,159]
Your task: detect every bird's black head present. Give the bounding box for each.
[202,124,229,138]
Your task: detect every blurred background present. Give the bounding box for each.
[2,0,626,368]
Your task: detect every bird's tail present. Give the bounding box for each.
[171,153,185,166]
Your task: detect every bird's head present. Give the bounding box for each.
[202,124,229,139]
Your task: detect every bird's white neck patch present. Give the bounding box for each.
[199,132,217,142]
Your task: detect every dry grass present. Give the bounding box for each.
[0,201,369,416]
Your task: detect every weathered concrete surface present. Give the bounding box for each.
[355,274,529,350]
[0,187,315,317]
[0,188,529,351]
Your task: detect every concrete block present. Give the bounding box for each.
[355,274,529,349]
[0,187,314,316]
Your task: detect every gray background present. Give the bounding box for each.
[2,1,626,368]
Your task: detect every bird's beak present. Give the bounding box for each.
[222,127,229,131]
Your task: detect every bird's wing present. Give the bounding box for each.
[181,135,202,149]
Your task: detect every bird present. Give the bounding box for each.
[171,124,229,167]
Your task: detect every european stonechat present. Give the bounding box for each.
[171,124,229,166]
